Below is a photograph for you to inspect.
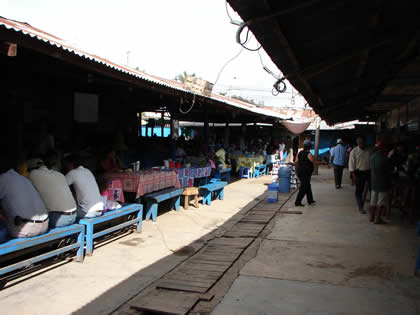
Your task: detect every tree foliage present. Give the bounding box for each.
[174,71,196,83]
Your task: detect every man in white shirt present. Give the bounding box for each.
[28,158,77,228]
[0,160,49,238]
[64,155,104,219]
[348,136,371,213]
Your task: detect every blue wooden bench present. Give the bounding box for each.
[0,224,84,278]
[214,167,232,182]
[144,187,184,222]
[79,204,143,255]
[199,181,228,206]
[254,164,267,178]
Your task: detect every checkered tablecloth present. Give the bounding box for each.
[105,170,180,198]
[174,166,212,187]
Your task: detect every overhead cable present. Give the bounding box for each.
[213,47,245,86]
[236,24,262,51]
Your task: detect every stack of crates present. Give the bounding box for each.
[267,183,280,203]
[183,76,214,96]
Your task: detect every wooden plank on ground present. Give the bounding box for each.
[207,237,253,248]
[189,259,233,267]
[193,254,236,263]
[175,268,222,277]
[243,212,273,217]
[130,290,200,315]
[160,277,214,288]
[166,273,220,282]
[230,223,264,230]
[223,230,260,238]
[179,263,228,272]
[240,218,271,224]
[198,249,243,256]
[279,210,302,214]
[199,293,215,302]
[157,281,209,293]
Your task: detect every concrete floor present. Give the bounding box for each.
[0,176,270,315]
[213,167,420,315]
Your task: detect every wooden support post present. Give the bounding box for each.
[313,117,320,175]
[139,112,142,137]
[161,112,164,137]
[204,106,209,154]
[224,122,230,148]
[240,123,246,151]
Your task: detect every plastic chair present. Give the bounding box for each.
[239,167,251,179]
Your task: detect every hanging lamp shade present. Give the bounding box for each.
[282,121,311,134]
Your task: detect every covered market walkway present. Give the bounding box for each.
[213,167,420,315]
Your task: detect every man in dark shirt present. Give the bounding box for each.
[369,142,392,224]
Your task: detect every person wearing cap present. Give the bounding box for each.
[369,142,392,224]
[28,158,77,228]
[349,136,371,214]
[0,156,49,238]
[63,155,104,218]
[330,139,347,189]
[294,140,324,207]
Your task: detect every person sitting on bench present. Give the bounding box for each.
[0,157,49,238]
[99,147,123,173]
[0,215,8,244]
[64,155,104,219]
[28,158,77,228]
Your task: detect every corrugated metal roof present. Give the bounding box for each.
[0,16,290,121]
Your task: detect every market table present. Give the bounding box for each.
[174,166,212,187]
[233,155,265,173]
[105,170,180,199]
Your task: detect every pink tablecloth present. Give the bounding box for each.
[105,170,180,199]
[106,179,125,202]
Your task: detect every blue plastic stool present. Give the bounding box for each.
[239,167,250,179]
[415,221,420,275]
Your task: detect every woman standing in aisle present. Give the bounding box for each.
[295,140,324,206]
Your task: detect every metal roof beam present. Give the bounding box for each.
[353,0,383,93]
[259,0,324,108]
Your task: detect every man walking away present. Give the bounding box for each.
[330,139,346,188]
[349,136,371,214]
[369,142,392,224]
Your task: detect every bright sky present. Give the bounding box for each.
[1,0,307,108]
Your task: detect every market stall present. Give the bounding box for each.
[105,169,180,200]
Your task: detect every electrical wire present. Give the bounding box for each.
[273,78,287,95]
[257,49,280,80]
[214,84,300,94]
[179,93,196,115]
[236,23,262,51]
[213,47,245,87]
[225,0,235,24]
